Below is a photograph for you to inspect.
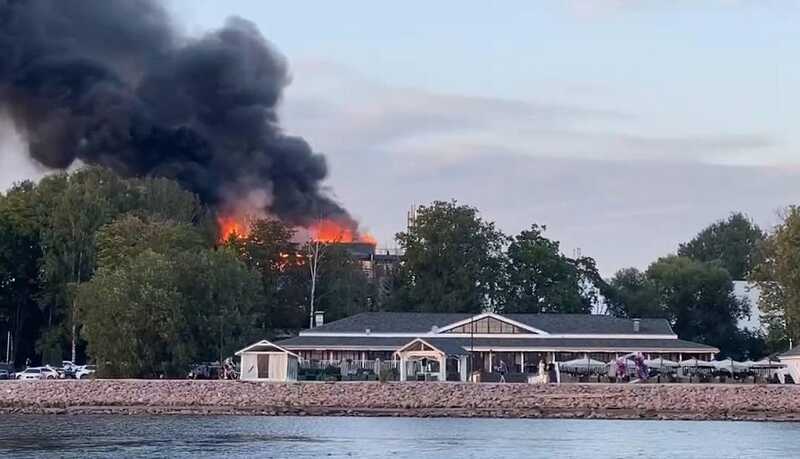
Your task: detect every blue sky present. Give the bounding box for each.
[4,0,800,275]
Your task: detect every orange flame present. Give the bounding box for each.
[217,216,249,241]
[311,219,377,245]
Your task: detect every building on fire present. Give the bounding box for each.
[238,311,719,382]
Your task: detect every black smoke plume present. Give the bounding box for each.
[0,0,351,227]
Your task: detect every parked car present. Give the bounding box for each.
[16,368,45,380]
[187,362,221,380]
[0,363,14,380]
[75,365,96,379]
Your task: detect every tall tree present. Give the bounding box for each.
[392,201,507,313]
[35,168,129,363]
[313,244,377,322]
[751,206,800,349]
[605,267,662,319]
[647,255,749,356]
[78,250,184,377]
[501,225,605,314]
[678,212,765,280]
[78,247,263,378]
[95,214,204,268]
[232,218,307,332]
[0,182,43,364]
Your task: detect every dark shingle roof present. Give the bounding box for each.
[276,335,717,353]
[308,313,473,334]
[276,336,413,349]
[306,312,674,335]
[780,345,800,358]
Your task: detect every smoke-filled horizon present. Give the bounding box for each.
[0,0,353,228]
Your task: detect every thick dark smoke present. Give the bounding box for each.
[0,0,351,227]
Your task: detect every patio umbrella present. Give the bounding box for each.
[712,358,749,373]
[561,357,607,371]
[644,357,679,370]
[751,358,786,369]
[679,358,714,368]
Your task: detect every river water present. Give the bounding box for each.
[1,415,799,458]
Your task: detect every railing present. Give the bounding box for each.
[297,359,401,381]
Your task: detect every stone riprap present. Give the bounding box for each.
[1,380,799,421]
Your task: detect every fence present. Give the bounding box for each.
[298,359,400,381]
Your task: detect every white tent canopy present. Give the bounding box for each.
[679,358,714,368]
[645,357,679,369]
[561,357,607,371]
[711,358,749,373]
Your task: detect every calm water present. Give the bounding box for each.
[1,415,799,458]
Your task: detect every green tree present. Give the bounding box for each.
[35,168,129,363]
[678,212,765,280]
[95,214,205,268]
[605,267,662,318]
[647,255,749,356]
[78,250,184,377]
[232,218,307,332]
[172,249,263,366]
[0,182,44,364]
[313,244,377,322]
[392,201,507,313]
[78,248,263,377]
[751,206,800,349]
[501,225,605,314]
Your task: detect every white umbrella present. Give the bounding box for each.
[679,358,714,368]
[712,358,749,373]
[561,357,607,371]
[644,357,679,370]
[752,358,786,369]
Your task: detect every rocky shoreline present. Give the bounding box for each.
[2,380,800,421]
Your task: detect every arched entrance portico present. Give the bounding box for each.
[395,338,468,381]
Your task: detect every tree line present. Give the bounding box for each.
[2,167,799,375]
[0,167,370,376]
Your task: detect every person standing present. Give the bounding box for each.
[498,359,508,383]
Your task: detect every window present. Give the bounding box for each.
[443,317,528,334]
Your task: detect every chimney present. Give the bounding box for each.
[632,318,641,333]
[314,311,325,328]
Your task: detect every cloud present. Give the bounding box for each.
[277,61,795,274]
[282,60,778,168]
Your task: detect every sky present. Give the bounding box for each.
[3,0,800,276]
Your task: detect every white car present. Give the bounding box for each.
[17,366,60,380]
[75,365,96,379]
[16,367,58,380]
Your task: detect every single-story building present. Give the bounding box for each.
[779,345,800,384]
[236,340,299,382]
[272,312,718,382]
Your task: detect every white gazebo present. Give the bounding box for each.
[394,338,468,382]
[236,340,300,382]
